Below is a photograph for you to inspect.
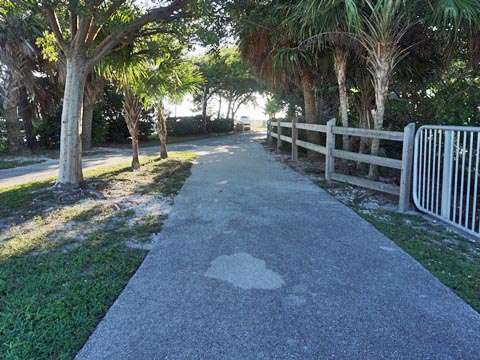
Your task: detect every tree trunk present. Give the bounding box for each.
[122,89,142,170]
[201,84,209,134]
[56,57,88,188]
[3,69,24,153]
[369,60,390,180]
[231,99,241,121]
[82,97,94,150]
[82,77,98,150]
[131,135,140,169]
[358,107,370,153]
[226,99,232,120]
[4,103,24,153]
[156,103,168,159]
[217,95,222,120]
[301,73,320,159]
[315,91,326,125]
[356,106,370,172]
[19,88,38,152]
[333,48,349,152]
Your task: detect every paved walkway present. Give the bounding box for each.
[77,133,480,359]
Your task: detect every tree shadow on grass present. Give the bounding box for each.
[0,164,136,228]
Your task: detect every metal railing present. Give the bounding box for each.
[413,126,480,237]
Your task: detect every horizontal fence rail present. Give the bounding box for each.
[267,119,415,211]
[413,126,480,237]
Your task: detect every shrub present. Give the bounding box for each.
[36,108,62,149]
[167,116,233,136]
[167,115,206,136]
[208,118,233,133]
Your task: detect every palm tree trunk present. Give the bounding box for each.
[56,57,88,188]
[333,48,349,152]
[3,70,24,153]
[315,91,326,125]
[4,103,24,153]
[369,60,390,180]
[356,105,370,172]
[19,88,38,152]
[131,135,140,169]
[122,89,142,170]
[82,96,95,150]
[82,77,98,150]
[301,73,320,159]
[156,103,168,159]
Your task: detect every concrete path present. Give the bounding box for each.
[0,135,235,188]
[77,132,480,359]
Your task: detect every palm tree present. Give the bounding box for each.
[359,0,480,178]
[102,36,201,168]
[147,58,202,159]
[298,0,480,178]
[236,2,330,158]
[293,0,363,153]
[0,10,40,152]
[82,73,105,150]
[273,47,321,151]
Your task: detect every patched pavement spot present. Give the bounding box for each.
[205,252,284,290]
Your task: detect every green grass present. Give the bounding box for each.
[0,159,45,170]
[0,152,196,359]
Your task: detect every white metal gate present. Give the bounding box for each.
[413,125,480,237]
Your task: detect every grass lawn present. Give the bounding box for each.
[317,181,480,314]
[0,152,196,359]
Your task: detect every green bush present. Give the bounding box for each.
[91,111,108,146]
[36,108,62,149]
[35,86,155,148]
[167,115,206,136]
[428,68,480,127]
[207,118,233,133]
[167,116,233,136]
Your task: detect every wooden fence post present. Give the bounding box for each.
[325,118,336,181]
[291,118,298,161]
[277,120,282,151]
[399,123,416,212]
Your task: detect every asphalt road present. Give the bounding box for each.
[0,135,236,188]
[76,132,480,359]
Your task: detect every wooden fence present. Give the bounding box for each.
[267,118,416,212]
